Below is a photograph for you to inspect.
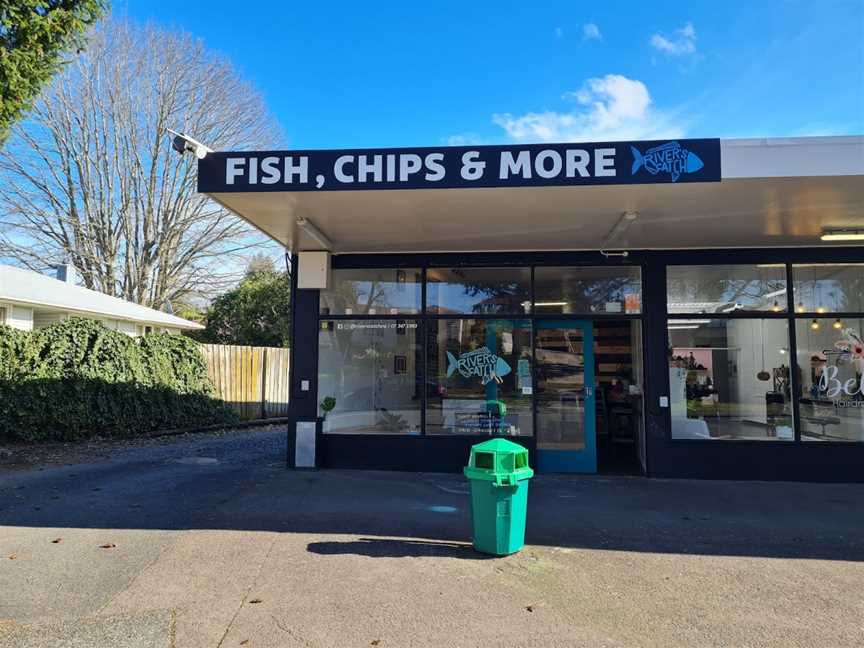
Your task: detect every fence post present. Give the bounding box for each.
[261,348,268,420]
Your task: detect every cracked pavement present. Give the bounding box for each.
[1,428,863,647]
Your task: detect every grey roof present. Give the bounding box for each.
[0,264,204,330]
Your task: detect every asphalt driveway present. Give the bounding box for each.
[1,428,863,647]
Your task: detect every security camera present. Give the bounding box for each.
[167,128,213,159]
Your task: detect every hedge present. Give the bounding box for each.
[0,318,237,442]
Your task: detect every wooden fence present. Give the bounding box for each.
[200,344,290,420]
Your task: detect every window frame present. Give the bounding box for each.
[665,260,864,445]
[318,261,646,438]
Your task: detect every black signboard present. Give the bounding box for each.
[197,138,721,193]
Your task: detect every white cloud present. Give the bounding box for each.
[444,133,483,146]
[650,22,696,56]
[554,26,564,38]
[582,23,602,41]
[492,74,686,143]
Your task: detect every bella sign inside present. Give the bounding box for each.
[818,328,864,404]
[198,139,721,193]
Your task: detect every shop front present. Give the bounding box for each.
[197,135,864,482]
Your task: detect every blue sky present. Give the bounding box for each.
[123,1,863,149]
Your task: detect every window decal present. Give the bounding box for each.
[446,347,512,385]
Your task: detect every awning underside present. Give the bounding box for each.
[208,174,864,253]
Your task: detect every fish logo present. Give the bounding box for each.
[446,347,512,385]
[630,141,704,182]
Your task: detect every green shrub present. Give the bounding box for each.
[0,318,237,442]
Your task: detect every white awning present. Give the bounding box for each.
[202,136,864,254]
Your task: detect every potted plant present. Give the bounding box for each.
[319,396,336,433]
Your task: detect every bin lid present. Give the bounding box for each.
[463,438,533,482]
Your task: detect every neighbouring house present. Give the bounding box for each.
[0,263,203,336]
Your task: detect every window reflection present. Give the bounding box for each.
[535,266,641,314]
[320,268,421,315]
[792,264,864,313]
[426,267,530,314]
[668,319,793,440]
[667,265,787,314]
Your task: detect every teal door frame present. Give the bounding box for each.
[535,320,596,473]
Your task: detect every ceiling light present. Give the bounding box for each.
[296,216,333,250]
[603,211,639,244]
[667,325,699,330]
[821,228,864,242]
[833,318,844,330]
[534,301,568,307]
[810,319,820,331]
[772,301,781,312]
[796,302,805,313]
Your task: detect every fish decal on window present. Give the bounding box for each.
[446,347,512,385]
[630,141,704,182]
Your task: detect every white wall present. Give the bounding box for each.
[33,310,67,329]
[3,304,181,337]
[727,319,790,423]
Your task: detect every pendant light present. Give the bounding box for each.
[756,320,770,381]
[833,318,843,330]
[810,319,820,331]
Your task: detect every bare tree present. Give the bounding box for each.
[0,18,283,307]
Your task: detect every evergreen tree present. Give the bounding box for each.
[0,0,105,143]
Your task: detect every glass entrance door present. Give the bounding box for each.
[535,320,596,473]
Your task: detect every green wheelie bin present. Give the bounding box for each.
[463,439,534,556]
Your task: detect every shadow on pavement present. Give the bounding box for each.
[306,537,492,560]
[2,430,864,561]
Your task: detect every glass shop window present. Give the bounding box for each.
[667,319,793,440]
[534,266,642,314]
[667,265,787,314]
[791,264,864,313]
[426,267,531,315]
[426,319,533,436]
[319,268,421,315]
[795,317,864,442]
[318,319,422,434]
